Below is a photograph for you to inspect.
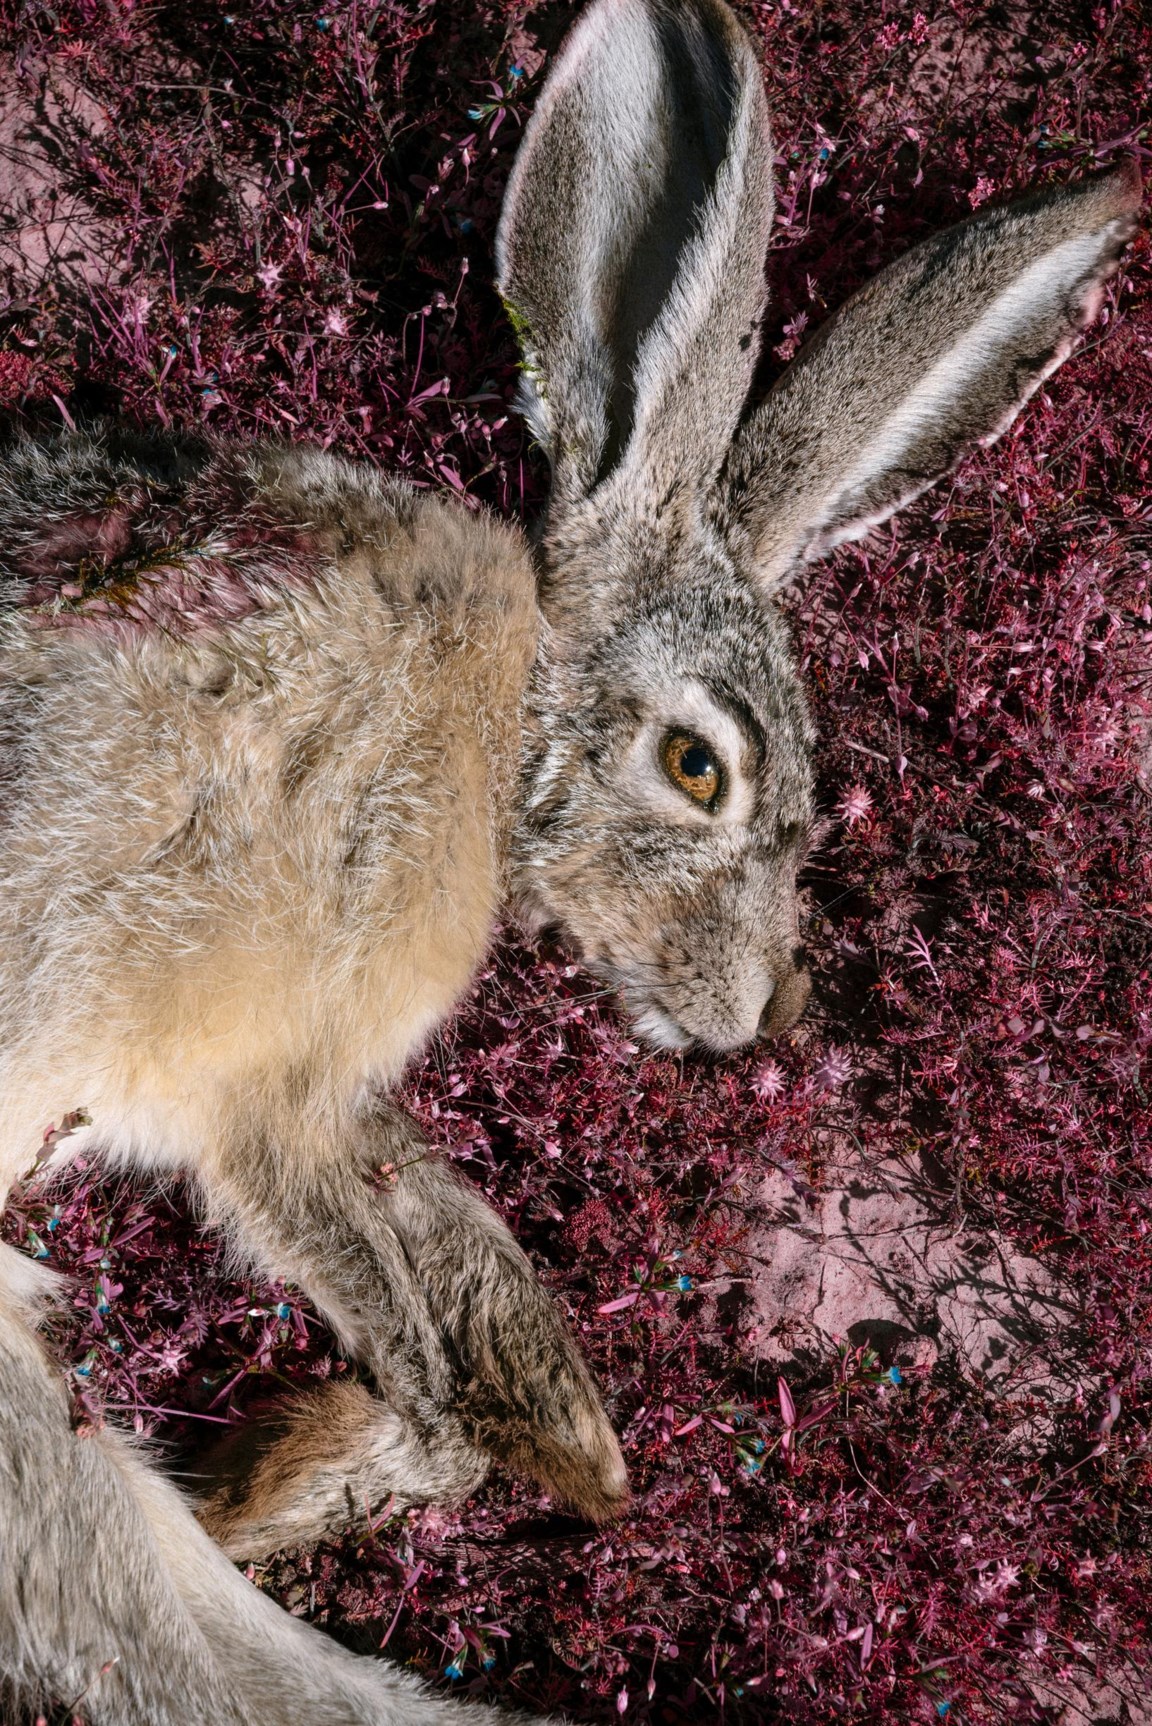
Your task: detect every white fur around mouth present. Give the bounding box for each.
[628,997,693,1051]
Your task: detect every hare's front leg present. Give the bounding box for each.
[197,1101,627,1559]
[378,1111,629,1522]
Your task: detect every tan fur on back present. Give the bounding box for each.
[0,463,537,1195]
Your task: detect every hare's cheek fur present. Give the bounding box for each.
[0,488,538,1197]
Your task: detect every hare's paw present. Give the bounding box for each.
[195,1381,489,1561]
[453,1271,630,1525]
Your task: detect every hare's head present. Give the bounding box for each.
[497,0,1140,1054]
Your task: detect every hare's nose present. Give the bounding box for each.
[757,956,811,1040]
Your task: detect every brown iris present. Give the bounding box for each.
[662,731,722,806]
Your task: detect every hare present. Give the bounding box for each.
[0,0,1140,1719]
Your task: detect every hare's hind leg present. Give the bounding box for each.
[197,1100,627,1559]
[0,1244,543,1725]
[0,1246,249,1726]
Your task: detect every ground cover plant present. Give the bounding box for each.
[1,0,1150,1720]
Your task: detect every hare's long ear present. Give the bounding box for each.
[496,0,773,520]
[719,163,1142,586]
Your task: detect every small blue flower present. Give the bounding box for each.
[316,15,330,29]
[445,1662,463,1681]
[110,1339,123,1352]
[276,1302,291,1320]
[47,1217,60,1232]
[888,1365,903,1386]
[223,13,235,21]
[509,64,524,78]
[467,107,485,121]
[167,344,178,358]
[819,147,830,161]
[75,1363,91,1378]
[936,1704,951,1719]
[743,1458,762,1475]
[97,1301,110,1315]
[677,1275,693,1292]
[751,1438,765,1454]
[456,217,473,235]
[482,1656,495,1671]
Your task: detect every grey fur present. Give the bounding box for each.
[0,0,1140,1719]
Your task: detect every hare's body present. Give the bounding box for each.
[0,437,537,1198]
[0,0,1140,1720]
[0,436,615,1725]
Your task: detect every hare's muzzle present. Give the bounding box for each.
[612,929,809,1056]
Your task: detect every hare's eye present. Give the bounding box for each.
[662,732,722,807]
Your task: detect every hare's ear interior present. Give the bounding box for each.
[496,0,774,520]
[718,162,1142,587]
